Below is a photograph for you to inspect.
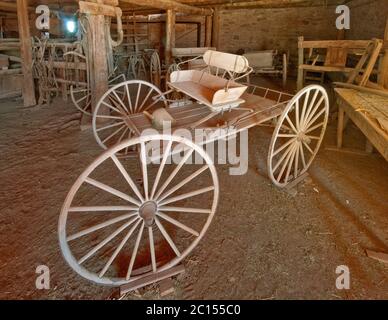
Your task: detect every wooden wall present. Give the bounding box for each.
[217,5,339,70]
[346,0,388,40]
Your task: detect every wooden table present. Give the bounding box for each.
[335,88,388,161]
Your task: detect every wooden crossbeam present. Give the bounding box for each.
[119,0,213,15]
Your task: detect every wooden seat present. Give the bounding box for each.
[169,69,247,110]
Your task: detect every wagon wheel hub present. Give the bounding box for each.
[296,132,311,144]
[139,201,157,227]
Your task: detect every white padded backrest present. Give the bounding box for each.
[172,47,216,57]
[203,50,249,73]
[243,50,276,68]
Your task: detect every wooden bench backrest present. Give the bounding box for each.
[324,47,348,67]
[203,50,250,74]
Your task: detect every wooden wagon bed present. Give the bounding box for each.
[121,88,290,140]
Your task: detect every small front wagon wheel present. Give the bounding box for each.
[59,134,219,286]
[268,85,329,187]
[92,80,167,154]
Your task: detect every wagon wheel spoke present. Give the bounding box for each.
[299,143,307,169]
[305,121,325,134]
[305,106,327,130]
[300,90,310,128]
[159,186,215,206]
[116,128,129,149]
[67,212,138,241]
[75,93,89,103]
[284,144,297,183]
[111,155,144,202]
[99,219,141,278]
[302,141,314,155]
[302,95,325,130]
[295,100,300,130]
[272,137,296,157]
[102,124,126,144]
[140,142,149,200]
[154,149,194,200]
[101,100,126,116]
[150,140,173,199]
[148,226,157,272]
[126,221,145,280]
[134,83,142,113]
[96,120,125,133]
[157,211,199,237]
[158,206,212,214]
[110,90,130,114]
[155,216,181,257]
[300,89,319,128]
[68,205,138,212]
[125,83,133,113]
[78,216,139,265]
[71,85,92,115]
[85,177,141,206]
[272,141,295,172]
[285,115,298,134]
[276,144,297,183]
[138,87,154,111]
[158,165,209,202]
[294,142,300,179]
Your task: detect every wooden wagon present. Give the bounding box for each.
[58,50,329,288]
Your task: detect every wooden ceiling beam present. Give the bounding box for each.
[119,0,213,15]
[216,0,345,9]
[0,1,35,12]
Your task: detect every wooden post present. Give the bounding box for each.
[165,9,175,65]
[204,15,212,47]
[378,18,388,89]
[196,22,201,47]
[89,15,109,113]
[211,9,219,49]
[297,36,304,91]
[16,0,36,107]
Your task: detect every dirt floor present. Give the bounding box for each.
[0,77,387,300]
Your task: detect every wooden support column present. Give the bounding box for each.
[297,36,304,91]
[204,15,212,47]
[89,14,109,113]
[211,8,219,49]
[378,18,388,89]
[196,22,201,47]
[16,0,36,107]
[165,9,175,65]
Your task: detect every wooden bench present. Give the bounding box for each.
[335,88,388,160]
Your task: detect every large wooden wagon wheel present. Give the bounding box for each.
[149,51,161,88]
[268,85,329,187]
[59,134,219,285]
[93,80,167,154]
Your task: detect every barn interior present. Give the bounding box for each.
[0,0,387,299]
